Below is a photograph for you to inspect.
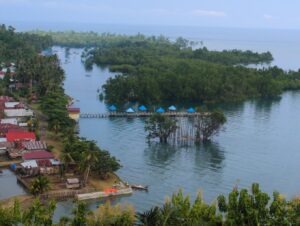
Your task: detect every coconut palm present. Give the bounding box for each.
[80,143,99,186]
[30,175,50,195]
[60,152,74,173]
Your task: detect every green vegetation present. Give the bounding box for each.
[64,137,121,180]
[195,110,227,142]
[30,175,50,195]
[0,24,121,181]
[0,25,52,62]
[58,34,298,105]
[145,113,178,143]
[1,183,300,225]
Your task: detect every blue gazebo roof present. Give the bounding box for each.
[156,107,165,113]
[168,105,177,111]
[187,107,196,113]
[126,107,135,113]
[108,105,117,111]
[138,105,147,111]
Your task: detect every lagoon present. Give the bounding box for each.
[55,25,300,213]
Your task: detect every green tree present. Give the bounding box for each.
[80,143,99,186]
[194,110,227,142]
[30,175,50,195]
[145,113,177,143]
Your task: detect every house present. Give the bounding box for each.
[66,178,80,189]
[4,102,20,109]
[22,150,54,161]
[0,96,14,102]
[20,159,61,176]
[20,160,39,176]
[38,159,61,175]
[4,109,34,117]
[0,118,18,125]
[6,131,36,142]
[0,123,24,136]
[67,107,80,121]
[0,142,14,155]
[22,141,47,151]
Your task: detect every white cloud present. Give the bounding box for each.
[191,9,226,17]
[263,14,273,20]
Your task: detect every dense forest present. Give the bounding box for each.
[30,30,273,66]
[65,34,298,105]
[1,183,300,225]
[0,25,52,62]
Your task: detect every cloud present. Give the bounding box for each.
[191,9,226,17]
[263,14,273,20]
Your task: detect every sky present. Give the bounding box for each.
[0,0,300,29]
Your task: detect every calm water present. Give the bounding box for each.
[3,23,300,217]
[53,25,300,215]
[0,169,26,200]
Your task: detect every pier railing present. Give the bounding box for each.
[80,112,203,118]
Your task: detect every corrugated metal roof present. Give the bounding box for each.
[21,160,38,168]
[22,141,47,150]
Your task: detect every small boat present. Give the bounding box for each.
[131,184,149,191]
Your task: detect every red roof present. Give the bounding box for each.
[6,131,36,142]
[67,107,80,113]
[23,150,54,160]
[0,124,24,137]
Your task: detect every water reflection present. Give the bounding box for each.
[252,97,281,117]
[145,143,177,165]
[144,141,225,173]
[194,142,225,172]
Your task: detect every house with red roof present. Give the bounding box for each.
[6,131,36,142]
[23,150,54,161]
[0,123,25,137]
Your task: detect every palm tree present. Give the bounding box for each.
[80,142,99,186]
[30,175,50,195]
[60,152,74,177]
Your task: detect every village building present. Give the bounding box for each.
[66,178,80,189]
[4,109,34,118]
[20,152,60,176]
[0,123,24,136]
[67,107,80,121]
[0,118,18,125]
[6,131,36,142]
[0,142,14,155]
[22,150,54,161]
[21,141,47,151]
[4,102,26,109]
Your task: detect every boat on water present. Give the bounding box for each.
[131,184,149,191]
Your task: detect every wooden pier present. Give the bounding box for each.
[80,112,203,119]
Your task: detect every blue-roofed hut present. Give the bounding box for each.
[156,107,165,113]
[126,107,135,113]
[187,107,196,113]
[168,105,177,111]
[108,105,117,111]
[138,105,147,111]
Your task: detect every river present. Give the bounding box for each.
[51,30,300,216]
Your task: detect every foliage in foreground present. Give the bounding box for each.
[30,175,50,195]
[1,183,300,225]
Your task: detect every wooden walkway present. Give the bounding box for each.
[80,112,202,118]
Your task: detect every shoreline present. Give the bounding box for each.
[0,98,125,208]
